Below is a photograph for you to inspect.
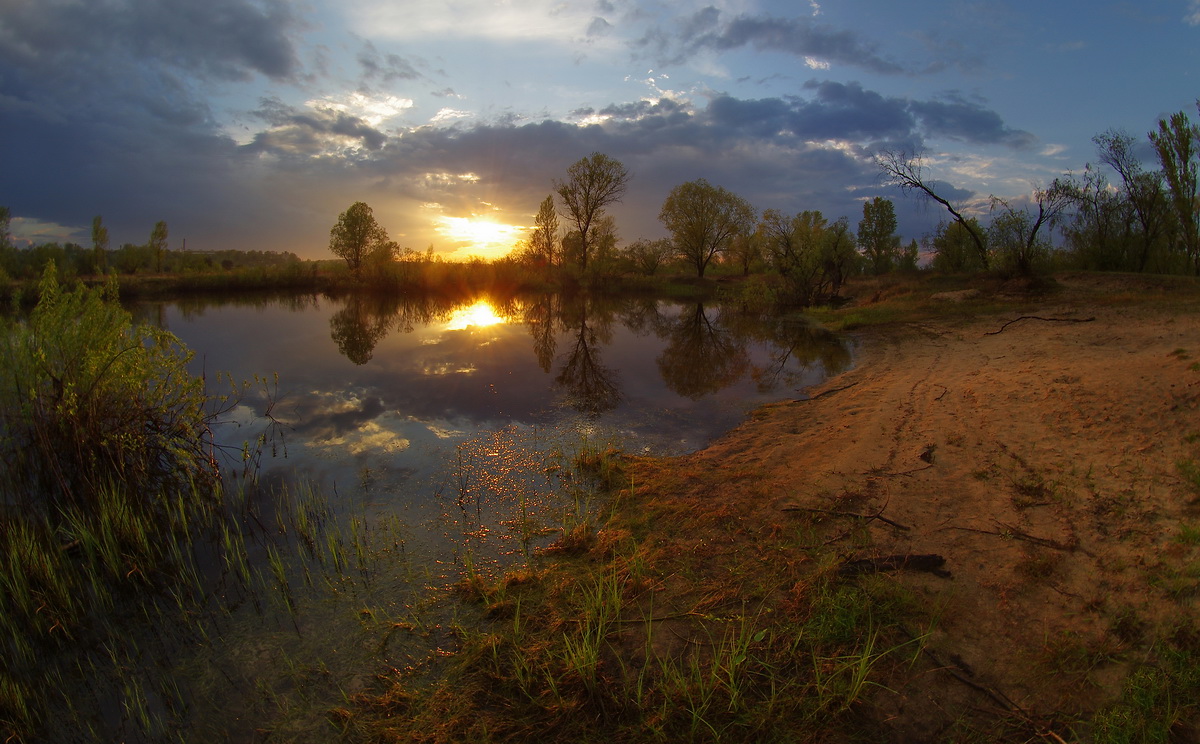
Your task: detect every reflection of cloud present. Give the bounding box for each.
[313,419,410,455]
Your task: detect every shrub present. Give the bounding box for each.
[0,262,217,511]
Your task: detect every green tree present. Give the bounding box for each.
[857,196,900,275]
[1150,106,1200,274]
[554,153,630,273]
[930,218,987,273]
[988,180,1073,276]
[91,215,109,274]
[530,194,560,268]
[659,178,756,278]
[1094,129,1169,271]
[148,220,168,273]
[623,238,674,276]
[330,201,390,279]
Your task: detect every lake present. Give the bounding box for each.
[99,289,854,740]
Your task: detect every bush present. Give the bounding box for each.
[0,262,217,510]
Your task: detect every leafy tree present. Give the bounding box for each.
[148,220,168,273]
[725,233,764,276]
[1094,129,1169,271]
[1150,106,1200,274]
[91,215,109,274]
[623,238,674,276]
[877,149,990,270]
[987,180,1072,276]
[330,201,390,279]
[554,153,630,273]
[930,218,987,273]
[1060,165,1137,271]
[659,178,755,277]
[857,196,900,274]
[758,209,850,305]
[899,238,920,272]
[530,194,560,268]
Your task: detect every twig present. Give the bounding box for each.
[782,500,911,531]
[984,316,1095,336]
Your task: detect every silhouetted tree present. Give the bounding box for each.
[857,196,900,275]
[555,153,630,273]
[330,201,389,279]
[148,220,168,273]
[91,216,109,274]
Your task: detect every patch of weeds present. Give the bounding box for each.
[1178,458,1200,493]
[1170,348,1190,360]
[1040,629,1121,686]
[1176,522,1200,546]
[1090,630,1200,744]
[1011,471,1057,508]
[1016,549,1060,580]
[1148,559,1200,601]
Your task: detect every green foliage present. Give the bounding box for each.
[858,196,900,275]
[329,201,390,279]
[0,262,216,507]
[659,178,756,278]
[555,152,631,273]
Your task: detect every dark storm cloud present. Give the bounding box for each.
[909,93,1036,148]
[0,0,300,85]
[652,8,905,74]
[245,98,389,155]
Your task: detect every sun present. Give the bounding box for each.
[437,216,526,258]
[444,300,506,331]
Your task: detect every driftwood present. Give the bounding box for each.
[837,553,950,578]
[984,315,1095,336]
[782,497,910,531]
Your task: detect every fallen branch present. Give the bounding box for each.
[782,500,910,531]
[984,315,1095,336]
[838,553,950,578]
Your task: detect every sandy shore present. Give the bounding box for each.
[629,274,1200,735]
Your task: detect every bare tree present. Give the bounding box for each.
[554,153,630,273]
[876,149,989,270]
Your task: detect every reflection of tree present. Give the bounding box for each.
[656,304,750,399]
[522,294,558,373]
[554,295,620,414]
[328,291,480,364]
[729,315,852,392]
[329,295,392,365]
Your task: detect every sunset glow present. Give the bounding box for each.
[444,301,506,331]
[436,216,526,258]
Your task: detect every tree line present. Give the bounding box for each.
[500,99,1200,302]
[0,209,301,282]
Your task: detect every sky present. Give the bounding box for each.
[1,0,1198,260]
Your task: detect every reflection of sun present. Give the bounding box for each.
[445,301,506,331]
[437,216,525,258]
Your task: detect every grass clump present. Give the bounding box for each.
[0,263,229,739]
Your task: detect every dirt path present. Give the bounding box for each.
[634,276,1200,734]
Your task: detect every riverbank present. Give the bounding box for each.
[625,271,1200,739]
[354,271,1200,742]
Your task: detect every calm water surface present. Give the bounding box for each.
[113,290,854,740]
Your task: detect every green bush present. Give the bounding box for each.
[0,262,217,510]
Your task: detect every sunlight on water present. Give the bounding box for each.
[443,299,507,330]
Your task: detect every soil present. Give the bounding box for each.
[625,273,1200,739]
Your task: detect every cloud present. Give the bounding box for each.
[244,98,390,156]
[908,92,1035,148]
[1189,0,1200,24]
[664,10,905,74]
